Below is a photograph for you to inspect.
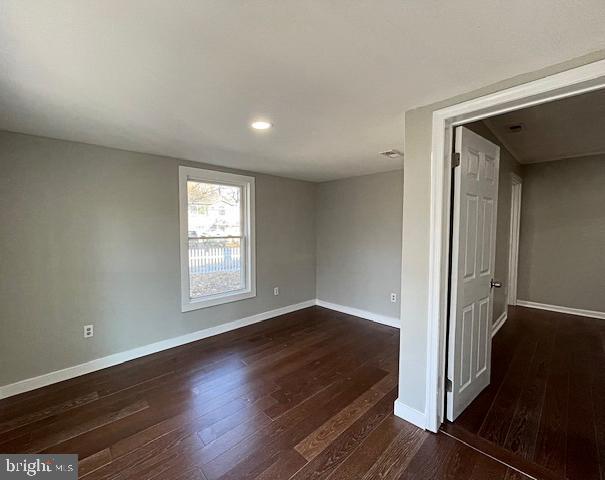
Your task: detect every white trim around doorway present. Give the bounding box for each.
[507,173,523,306]
[423,59,605,433]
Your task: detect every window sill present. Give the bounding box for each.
[181,289,256,312]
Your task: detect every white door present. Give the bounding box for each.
[447,126,500,421]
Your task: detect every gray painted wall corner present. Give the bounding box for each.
[0,131,317,386]
[315,170,403,319]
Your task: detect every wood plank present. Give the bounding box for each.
[447,306,605,480]
[198,400,273,446]
[1,399,149,454]
[477,334,538,446]
[288,388,400,480]
[467,454,510,480]
[294,386,383,461]
[592,365,605,480]
[359,423,425,479]
[565,337,600,480]
[264,332,390,419]
[327,416,404,480]
[397,432,462,479]
[254,449,307,480]
[78,448,112,477]
[201,365,389,480]
[532,322,571,476]
[82,428,204,479]
[503,322,556,458]
[194,411,273,465]
[0,391,100,434]
[441,424,563,480]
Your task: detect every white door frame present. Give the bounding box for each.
[507,174,523,306]
[424,59,605,433]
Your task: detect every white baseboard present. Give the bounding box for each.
[0,299,316,400]
[492,311,507,337]
[516,300,605,320]
[315,299,400,329]
[394,398,426,430]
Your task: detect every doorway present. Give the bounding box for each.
[424,59,605,436]
[441,85,605,479]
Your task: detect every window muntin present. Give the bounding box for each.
[187,181,244,299]
[179,167,255,311]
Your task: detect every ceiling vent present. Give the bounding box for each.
[507,123,524,133]
[380,149,404,158]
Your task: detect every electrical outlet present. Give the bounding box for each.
[83,324,94,338]
[390,293,397,303]
[273,287,279,296]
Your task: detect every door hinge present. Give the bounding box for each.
[451,152,460,168]
[446,378,453,392]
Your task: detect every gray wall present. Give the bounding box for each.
[518,155,605,312]
[466,121,522,323]
[398,51,605,414]
[0,131,317,386]
[316,171,403,320]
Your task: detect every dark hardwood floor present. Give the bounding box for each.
[0,306,530,479]
[444,305,605,480]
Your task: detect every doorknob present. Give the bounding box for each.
[490,279,502,288]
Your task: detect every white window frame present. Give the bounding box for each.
[179,166,256,312]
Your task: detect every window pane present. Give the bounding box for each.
[189,237,243,298]
[180,167,255,311]
[186,180,244,299]
[187,181,241,238]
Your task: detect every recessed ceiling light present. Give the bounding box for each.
[251,120,272,130]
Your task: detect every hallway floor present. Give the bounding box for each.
[443,305,605,480]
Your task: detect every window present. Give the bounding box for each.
[179,166,255,311]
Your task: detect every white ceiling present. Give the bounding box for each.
[1,1,605,181]
[485,87,605,164]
